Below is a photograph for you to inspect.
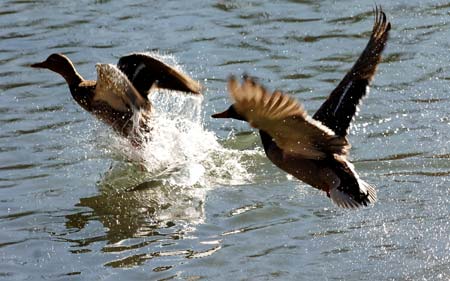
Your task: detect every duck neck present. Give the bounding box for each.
[57,64,92,110]
[61,66,84,88]
[59,64,90,108]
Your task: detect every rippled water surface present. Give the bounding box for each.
[1,1,449,280]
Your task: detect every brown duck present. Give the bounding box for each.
[212,9,390,208]
[31,53,202,143]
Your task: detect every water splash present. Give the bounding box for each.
[102,53,256,188]
[139,92,250,186]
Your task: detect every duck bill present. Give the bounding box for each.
[30,61,47,68]
[211,109,231,118]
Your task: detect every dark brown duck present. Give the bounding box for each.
[31,53,202,143]
[212,9,390,208]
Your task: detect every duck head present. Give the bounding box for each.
[31,53,72,72]
[31,53,83,86]
[212,105,246,121]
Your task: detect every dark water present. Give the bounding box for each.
[1,1,449,280]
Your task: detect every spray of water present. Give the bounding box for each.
[103,52,257,189]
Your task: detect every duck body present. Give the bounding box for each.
[63,77,139,137]
[260,130,374,206]
[32,53,201,142]
[213,9,390,208]
[265,152,331,194]
[259,130,331,190]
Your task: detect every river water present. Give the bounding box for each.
[0,1,449,280]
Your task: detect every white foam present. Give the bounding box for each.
[106,89,255,188]
[95,53,256,189]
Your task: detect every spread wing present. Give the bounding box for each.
[229,77,349,159]
[313,7,391,136]
[95,63,151,112]
[117,53,202,97]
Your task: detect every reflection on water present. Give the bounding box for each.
[64,162,209,268]
[67,163,205,241]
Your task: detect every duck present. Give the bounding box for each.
[212,9,390,208]
[31,52,202,144]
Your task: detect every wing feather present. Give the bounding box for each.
[117,53,202,97]
[229,77,349,159]
[95,63,151,112]
[313,7,391,136]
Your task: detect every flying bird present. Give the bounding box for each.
[31,52,202,145]
[212,8,390,208]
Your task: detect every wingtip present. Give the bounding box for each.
[228,74,237,82]
[373,5,391,32]
[242,73,259,87]
[95,63,112,73]
[228,73,260,88]
[228,74,238,90]
[188,80,204,95]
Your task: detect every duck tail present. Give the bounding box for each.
[359,179,377,203]
[329,178,377,209]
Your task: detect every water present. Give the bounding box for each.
[1,1,449,280]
